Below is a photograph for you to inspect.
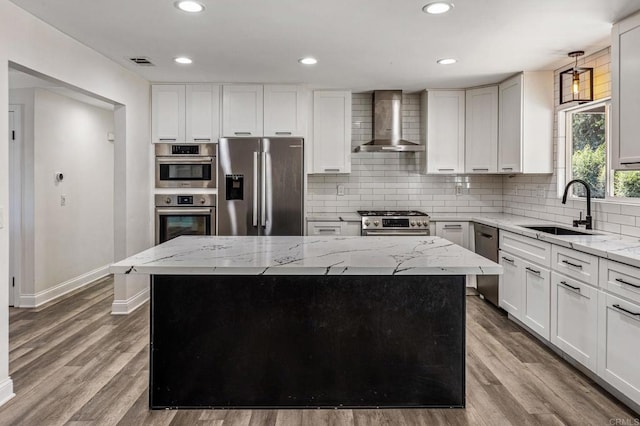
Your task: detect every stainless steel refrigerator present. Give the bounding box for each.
[217,137,304,236]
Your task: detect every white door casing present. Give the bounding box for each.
[9,105,22,307]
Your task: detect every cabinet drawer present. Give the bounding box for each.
[599,259,640,304]
[499,231,551,267]
[307,222,343,236]
[551,246,599,287]
[597,290,640,406]
[550,272,598,372]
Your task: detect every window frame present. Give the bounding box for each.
[563,98,640,204]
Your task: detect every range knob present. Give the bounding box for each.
[373,220,380,226]
[200,197,206,204]
[165,197,172,204]
[411,221,416,227]
[364,220,371,226]
[417,222,423,227]
[423,220,429,227]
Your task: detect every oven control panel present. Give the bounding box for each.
[361,216,430,229]
[155,194,216,207]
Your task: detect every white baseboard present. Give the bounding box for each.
[111,287,149,315]
[19,265,110,308]
[0,377,15,407]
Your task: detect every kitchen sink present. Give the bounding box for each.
[522,225,599,236]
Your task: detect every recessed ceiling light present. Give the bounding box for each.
[437,58,457,65]
[298,57,318,65]
[174,56,193,64]
[175,1,204,13]
[422,2,454,14]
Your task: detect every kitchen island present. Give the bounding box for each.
[110,235,502,409]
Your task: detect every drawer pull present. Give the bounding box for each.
[562,260,583,269]
[560,281,581,292]
[615,278,640,289]
[443,224,462,229]
[501,257,514,264]
[324,168,341,172]
[612,304,640,317]
[526,267,541,275]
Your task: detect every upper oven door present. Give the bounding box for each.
[156,156,215,188]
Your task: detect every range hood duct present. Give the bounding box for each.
[355,90,424,152]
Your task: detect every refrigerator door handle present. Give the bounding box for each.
[253,152,259,227]
[261,152,267,227]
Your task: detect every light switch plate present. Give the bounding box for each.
[337,184,345,196]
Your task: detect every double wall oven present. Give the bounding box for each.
[155,142,217,244]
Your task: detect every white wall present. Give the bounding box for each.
[0,0,151,406]
[32,88,114,296]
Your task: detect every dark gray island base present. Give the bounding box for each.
[150,274,465,409]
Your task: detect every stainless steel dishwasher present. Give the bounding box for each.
[473,222,499,306]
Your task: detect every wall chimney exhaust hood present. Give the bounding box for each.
[355,90,424,152]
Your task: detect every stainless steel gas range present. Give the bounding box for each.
[357,210,431,236]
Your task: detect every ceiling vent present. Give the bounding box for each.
[128,57,155,66]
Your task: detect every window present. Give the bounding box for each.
[566,100,640,201]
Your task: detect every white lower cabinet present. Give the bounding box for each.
[306,221,361,236]
[550,272,598,372]
[597,290,640,406]
[521,258,551,340]
[434,221,469,249]
[499,251,523,320]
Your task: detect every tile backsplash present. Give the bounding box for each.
[307,93,504,215]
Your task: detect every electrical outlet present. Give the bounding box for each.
[455,184,463,195]
[61,195,67,206]
[514,184,518,196]
[337,184,345,196]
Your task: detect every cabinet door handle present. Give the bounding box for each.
[193,138,211,142]
[324,168,341,172]
[562,260,583,269]
[612,304,640,317]
[560,281,581,292]
[472,168,489,171]
[438,168,455,171]
[502,167,513,171]
[235,132,252,136]
[159,138,177,141]
[615,278,640,289]
[526,267,541,275]
[443,224,462,229]
[501,256,514,264]
[620,161,640,165]
[275,131,292,135]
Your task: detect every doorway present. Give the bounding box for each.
[8,106,21,307]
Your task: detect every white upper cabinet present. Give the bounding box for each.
[222,85,264,137]
[422,90,465,174]
[311,91,351,174]
[152,84,220,143]
[612,11,640,170]
[152,85,185,143]
[465,86,498,173]
[263,85,307,137]
[498,72,553,174]
[186,84,220,142]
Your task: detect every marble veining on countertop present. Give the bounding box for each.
[110,235,503,276]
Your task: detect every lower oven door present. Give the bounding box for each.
[155,207,215,244]
[362,229,430,236]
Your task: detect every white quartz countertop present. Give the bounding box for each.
[306,212,640,268]
[109,235,503,276]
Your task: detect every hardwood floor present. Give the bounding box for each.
[1,277,637,425]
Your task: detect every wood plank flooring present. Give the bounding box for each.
[0,277,637,425]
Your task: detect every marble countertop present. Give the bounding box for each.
[305,212,640,268]
[110,235,503,276]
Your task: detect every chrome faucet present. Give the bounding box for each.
[561,179,593,230]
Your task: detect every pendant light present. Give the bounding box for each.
[559,51,593,104]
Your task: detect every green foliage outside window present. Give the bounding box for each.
[570,109,640,199]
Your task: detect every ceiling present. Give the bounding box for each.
[9,0,640,91]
